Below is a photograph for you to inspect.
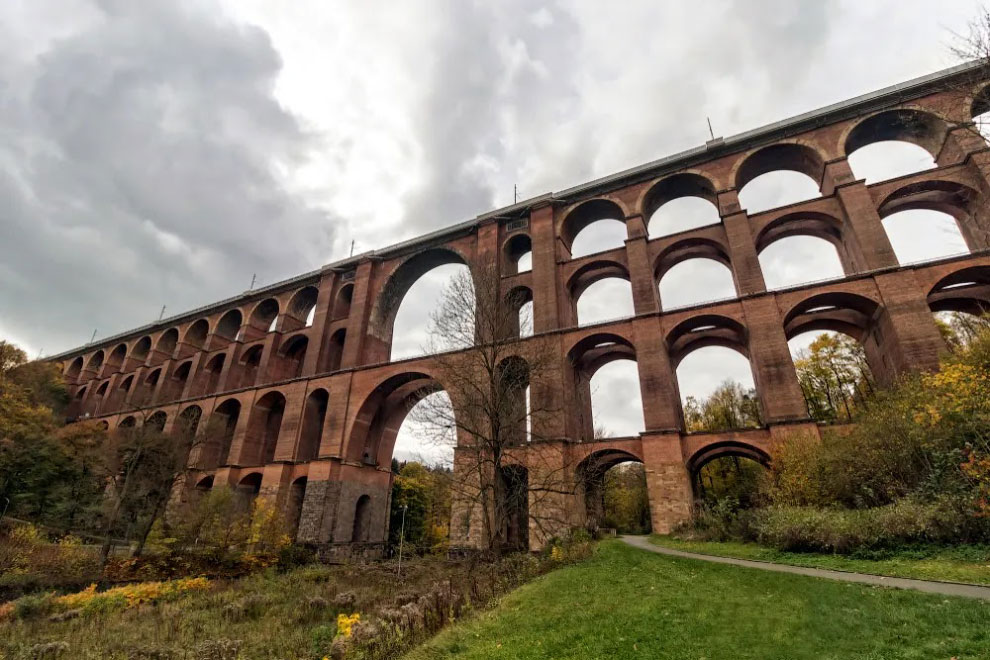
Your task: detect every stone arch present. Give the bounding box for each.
[332,283,353,320]
[643,172,720,237]
[287,476,307,539]
[106,343,127,371]
[183,319,209,349]
[658,256,737,310]
[352,494,372,542]
[156,328,179,357]
[146,410,168,431]
[195,475,214,491]
[289,286,320,326]
[877,179,981,253]
[844,108,949,161]
[567,332,639,440]
[559,199,628,259]
[783,290,886,385]
[506,286,533,339]
[497,355,530,446]
[168,360,193,399]
[735,143,825,213]
[176,404,202,438]
[118,415,137,429]
[498,464,530,551]
[666,314,749,368]
[85,350,105,373]
[368,247,471,358]
[131,336,152,362]
[927,266,990,316]
[202,353,226,393]
[249,298,280,332]
[755,212,850,286]
[503,233,533,275]
[298,388,329,461]
[66,356,83,380]
[327,328,346,372]
[239,344,264,388]
[278,334,308,379]
[577,448,644,533]
[654,237,732,281]
[244,391,286,465]
[568,260,634,327]
[346,372,444,466]
[686,440,770,498]
[235,472,262,510]
[215,309,242,341]
[202,398,240,469]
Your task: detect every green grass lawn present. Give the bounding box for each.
[649,535,990,585]
[406,540,990,660]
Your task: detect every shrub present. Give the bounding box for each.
[753,499,987,554]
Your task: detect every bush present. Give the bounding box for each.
[753,499,989,554]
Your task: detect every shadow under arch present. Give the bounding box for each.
[367,247,472,361]
[559,199,627,258]
[577,447,645,533]
[844,108,949,160]
[927,265,990,315]
[665,314,749,369]
[735,143,826,193]
[685,440,770,499]
[345,371,445,466]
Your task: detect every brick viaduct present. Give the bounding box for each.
[48,62,990,552]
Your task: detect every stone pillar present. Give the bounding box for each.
[343,259,375,368]
[529,204,562,332]
[718,190,766,295]
[742,297,809,423]
[297,459,341,544]
[869,270,945,381]
[632,316,682,432]
[641,432,692,534]
[273,383,307,462]
[827,160,899,270]
[625,214,661,315]
[303,270,337,376]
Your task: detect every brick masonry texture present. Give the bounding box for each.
[49,64,990,550]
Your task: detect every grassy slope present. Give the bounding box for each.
[649,535,990,585]
[407,541,990,660]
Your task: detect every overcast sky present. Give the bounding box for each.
[0,0,982,463]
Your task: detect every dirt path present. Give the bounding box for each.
[621,535,990,600]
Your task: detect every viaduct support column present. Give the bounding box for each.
[871,270,946,380]
[718,190,767,295]
[529,204,562,332]
[625,214,661,314]
[641,432,691,534]
[742,297,809,424]
[826,160,900,270]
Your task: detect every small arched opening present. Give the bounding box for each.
[659,258,736,309]
[498,464,529,551]
[736,143,824,214]
[146,410,168,432]
[352,494,371,542]
[503,233,533,274]
[183,320,209,350]
[561,199,627,259]
[240,345,264,388]
[567,333,642,440]
[288,476,307,540]
[246,391,286,465]
[327,329,346,372]
[155,328,179,359]
[844,109,945,184]
[288,286,319,327]
[202,398,240,469]
[249,298,280,334]
[688,442,769,511]
[279,335,308,379]
[755,212,850,287]
[203,353,226,394]
[235,473,263,512]
[578,450,650,535]
[215,310,243,342]
[298,388,329,461]
[644,173,721,238]
[506,286,534,339]
[667,316,760,432]
[332,283,353,320]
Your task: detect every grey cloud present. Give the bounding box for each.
[0,0,335,353]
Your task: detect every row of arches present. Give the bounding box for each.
[550,104,990,260]
[64,284,328,383]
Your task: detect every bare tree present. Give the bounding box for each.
[411,264,580,554]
